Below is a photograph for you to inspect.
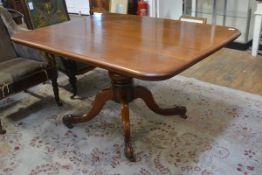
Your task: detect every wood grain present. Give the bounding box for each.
[11,13,240,81]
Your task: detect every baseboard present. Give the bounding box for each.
[225,40,252,50]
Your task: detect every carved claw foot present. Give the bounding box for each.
[124,142,136,162]
[62,114,75,129]
[173,105,187,118]
[180,114,188,119]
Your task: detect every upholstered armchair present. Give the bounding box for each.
[0,6,61,134]
[20,0,95,97]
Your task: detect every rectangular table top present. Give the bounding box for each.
[12,14,240,80]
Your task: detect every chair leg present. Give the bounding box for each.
[60,58,78,98]
[51,71,62,106]
[0,119,6,134]
[68,75,77,98]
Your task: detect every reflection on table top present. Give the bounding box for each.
[12,13,240,80]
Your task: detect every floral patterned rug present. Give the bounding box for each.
[0,69,261,175]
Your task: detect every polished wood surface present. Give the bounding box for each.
[12,13,240,81]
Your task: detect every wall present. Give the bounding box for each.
[190,0,257,43]
[158,0,183,19]
[147,0,183,19]
[65,0,90,15]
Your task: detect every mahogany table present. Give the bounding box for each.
[12,14,240,162]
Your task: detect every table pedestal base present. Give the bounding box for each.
[63,71,187,161]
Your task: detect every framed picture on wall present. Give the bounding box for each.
[110,0,128,14]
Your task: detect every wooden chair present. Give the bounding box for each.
[0,6,61,134]
[179,15,207,24]
[20,0,95,97]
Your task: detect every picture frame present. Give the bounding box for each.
[110,0,128,14]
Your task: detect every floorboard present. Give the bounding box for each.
[182,48,262,96]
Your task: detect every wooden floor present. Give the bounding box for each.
[181,48,262,96]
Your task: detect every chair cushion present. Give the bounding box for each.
[0,57,47,85]
[0,15,17,62]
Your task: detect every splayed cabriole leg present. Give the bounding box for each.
[0,120,6,134]
[134,86,187,118]
[121,102,135,162]
[62,71,187,161]
[62,88,113,128]
[109,72,136,161]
